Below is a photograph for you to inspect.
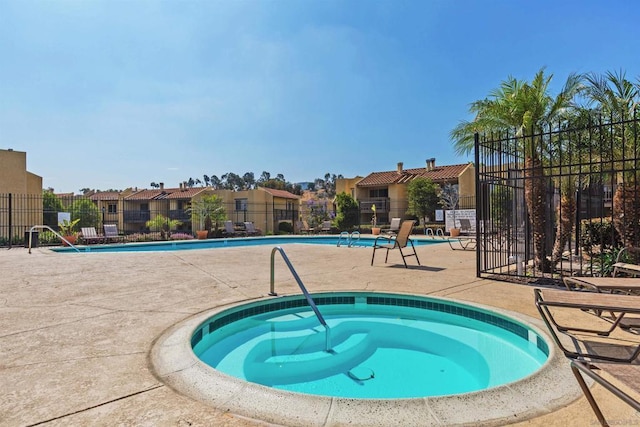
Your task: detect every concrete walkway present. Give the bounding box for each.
[0,240,636,426]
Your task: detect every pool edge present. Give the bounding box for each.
[149,292,582,427]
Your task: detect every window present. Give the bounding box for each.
[369,188,388,198]
[235,198,248,211]
[107,204,117,214]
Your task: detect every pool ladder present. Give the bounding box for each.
[425,227,445,238]
[27,225,80,254]
[337,231,361,247]
[269,246,331,351]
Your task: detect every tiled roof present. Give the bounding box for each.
[259,187,301,199]
[125,189,172,201]
[89,191,121,201]
[54,192,75,198]
[165,188,208,199]
[357,163,472,187]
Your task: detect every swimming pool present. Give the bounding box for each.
[51,235,443,252]
[192,292,547,399]
[151,291,574,426]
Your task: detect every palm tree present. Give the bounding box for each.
[146,214,182,240]
[583,70,640,247]
[451,68,583,272]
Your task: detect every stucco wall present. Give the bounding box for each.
[0,149,28,193]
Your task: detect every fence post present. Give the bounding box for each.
[474,133,480,277]
[8,193,12,249]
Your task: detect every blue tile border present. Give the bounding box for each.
[192,293,548,357]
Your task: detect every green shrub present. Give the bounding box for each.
[591,246,625,277]
[334,192,359,231]
[39,231,61,245]
[278,222,293,234]
[580,219,620,253]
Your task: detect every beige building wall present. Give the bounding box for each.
[335,177,362,198]
[388,183,408,220]
[457,164,476,198]
[0,149,29,193]
[0,149,43,241]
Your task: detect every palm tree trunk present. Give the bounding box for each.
[524,155,551,272]
[551,192,576,265]
[613,180,640,247]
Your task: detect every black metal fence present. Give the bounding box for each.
[476,111,640,284]
[356,196,475,228]
[0,193,301,247]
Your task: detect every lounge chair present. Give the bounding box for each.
[224,220,245,237]
[535,287,640,426]
[371,220,420,268]
[382,218,401,236]
[80,227,105,244]
[447,235,476,251]
[300,220,314,234]
[534,288,640,360]
[570,359,640,427]
[103,224,123,243]
[614,247,640,277]
[458,218,473,235]
[244,222,261,236]
[564,277,640,294]
[319,220,332,234]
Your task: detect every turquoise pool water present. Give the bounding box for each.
[52,235,443,253]
[192,292,548,399]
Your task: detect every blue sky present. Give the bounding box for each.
[1,0,639,193]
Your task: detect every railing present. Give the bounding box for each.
[337,231,361,247]
[269,246,331,351]
[359,198,390,213]
[169,209,191,221]
[27,225,80,253]
[123,210,151,222]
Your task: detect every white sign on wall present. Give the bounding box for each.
[444,209,476,231]
[435,209,444,221]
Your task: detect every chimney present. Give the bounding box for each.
[397,162,403,173]
[426,158,436,171]
[179,183,183,190]
[159,182,164,190]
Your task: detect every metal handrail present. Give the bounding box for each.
[337,231,362,248]
[269,246,331,351]
[28,225,80,254]
[337,231,350,247]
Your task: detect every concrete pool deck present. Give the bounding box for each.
[1,239,638,426]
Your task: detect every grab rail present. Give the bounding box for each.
[269,246,331,351]
[425,227,445,238]
[28,225,80,254]
[337,231,350,247]
[337,231,361,247]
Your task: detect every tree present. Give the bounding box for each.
[438,183,460,230]
[43,190,63,227]
[146,214,181,240]
[187,194,226,236]
[150,182,160,189]
[258,171,271,184]
[69,198,100,228]
[584,70,640,246]
[334,192,359,231]
[242,172,255,190]
[210,175,221,189]
[406,177,440,228]
[451,67,583,272]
